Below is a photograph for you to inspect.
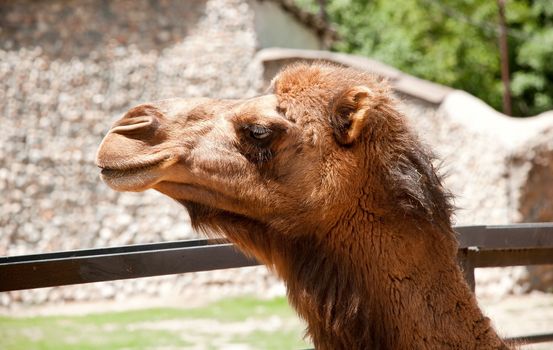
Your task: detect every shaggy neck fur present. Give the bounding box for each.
[199,204,509,350]
[276,217,508,350]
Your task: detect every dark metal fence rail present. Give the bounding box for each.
[455,224,553,292]
[1,223,553,345]
[0,239,258,291]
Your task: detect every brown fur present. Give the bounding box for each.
[96,63,511,349]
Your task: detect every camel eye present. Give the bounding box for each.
[248,125,272,140]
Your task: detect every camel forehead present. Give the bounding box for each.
[271,63,346,127]
[235,94,280,117]
[273,63,379,98]
[155,97,214,118]
[274,63,356,95]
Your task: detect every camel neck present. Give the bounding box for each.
[273,219,509,350]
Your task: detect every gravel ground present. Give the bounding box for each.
[481,292,553,350]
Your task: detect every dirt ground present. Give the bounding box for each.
[479,292,553,350]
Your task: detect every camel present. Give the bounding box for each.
[96,63,510,349]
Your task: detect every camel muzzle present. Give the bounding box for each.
[95,97,221,193]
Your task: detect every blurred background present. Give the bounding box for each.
[1,0,553,349]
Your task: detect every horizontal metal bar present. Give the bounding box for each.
[505,332,553,345]
[0,238,221,264]
[0,243,258,292]
[456,223,553,249]
[3,224,552,264]
[459,247,553,268]
[2,223,553,292]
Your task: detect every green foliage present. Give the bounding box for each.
[297,0,553,116]
[510,26,553,114]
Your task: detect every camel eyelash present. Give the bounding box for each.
[233,124,278,165]
[237,123,274,143]
[246,124,272,141]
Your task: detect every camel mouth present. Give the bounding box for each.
[98,156,175,191]
[99,162,161,178]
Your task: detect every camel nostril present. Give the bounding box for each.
[110,115,158,136]
[110,104,165,137]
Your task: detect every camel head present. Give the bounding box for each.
[96,63,452,254]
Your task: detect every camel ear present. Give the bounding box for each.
[330,86,378,145]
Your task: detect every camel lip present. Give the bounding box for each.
[99,162,166,192]
[97,156,172,176]
[100,164,157,178]
[97,155,171,175]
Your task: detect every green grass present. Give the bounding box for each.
[232,328,309,350]
[0,296,310,350]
